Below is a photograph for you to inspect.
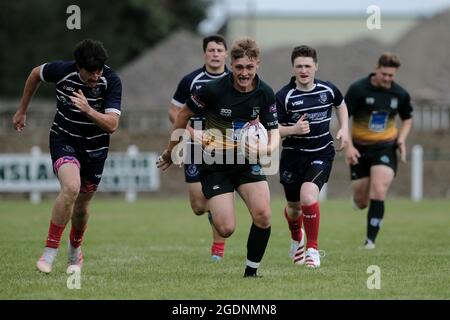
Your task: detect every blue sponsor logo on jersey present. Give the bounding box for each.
[232,120,246,141]
[369,111,388,132]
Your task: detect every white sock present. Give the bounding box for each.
[41,247,58,263]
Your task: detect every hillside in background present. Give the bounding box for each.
[120,9,450,108]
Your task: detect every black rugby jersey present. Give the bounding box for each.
[172,65,229,129]
[41,61,122,155]
[345,74,413,145]
[186,73,278,151]
[276,77,343,153]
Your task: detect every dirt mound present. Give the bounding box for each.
[393,10,450,104]
[119,30,204,108]
[259,38,387,93]
[262,10,450,102]
[119,9,450,107]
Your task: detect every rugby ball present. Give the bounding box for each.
[239,121,269,162]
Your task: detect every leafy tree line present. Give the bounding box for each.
[0,0,210,97]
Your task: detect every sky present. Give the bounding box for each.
[199,0,450,34]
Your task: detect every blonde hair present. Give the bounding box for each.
[230,37,260,61]
[377,52,401,68]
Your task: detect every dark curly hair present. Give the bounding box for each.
[74,39,108,72]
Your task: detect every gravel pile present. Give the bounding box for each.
[119,9,450,108]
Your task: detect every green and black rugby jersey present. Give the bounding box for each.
[186,73,278,150]
[345,74,413,145]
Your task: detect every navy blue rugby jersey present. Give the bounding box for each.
[41,61,122,155]
[171,65,229,128]
[276,77,343,153]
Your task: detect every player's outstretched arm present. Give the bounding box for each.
[169,102,198,144]
[157,105,194,170]
[13,66,42,132]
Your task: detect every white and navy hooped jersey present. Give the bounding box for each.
[276,77,343,153]
[41,60,122,155]
[171,65,229,128]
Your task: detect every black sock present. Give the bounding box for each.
[245,223,271,276]
[367,199,384,243]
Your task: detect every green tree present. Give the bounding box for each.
[0,0,210,97]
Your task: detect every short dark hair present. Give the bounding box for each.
[230,37,260,61]
[74,39,108,72]
[377,52,401,68]
[291,45,317,64]
[203,34,227,52]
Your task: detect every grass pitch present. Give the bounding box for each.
[0,197,449,299]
